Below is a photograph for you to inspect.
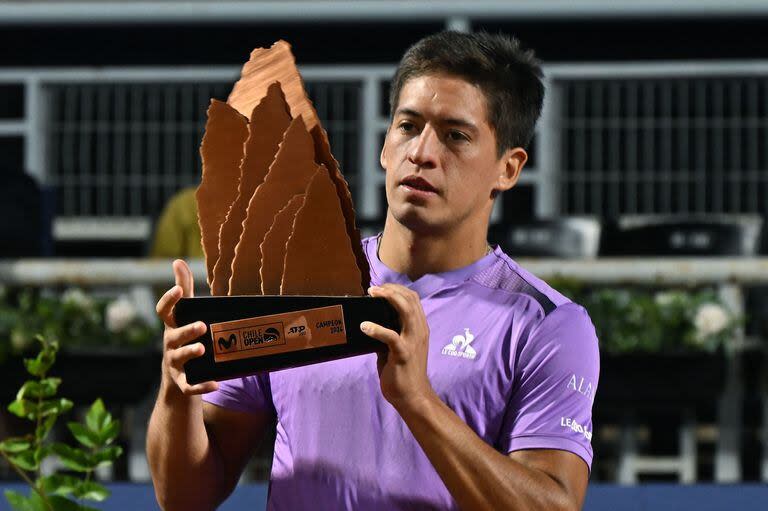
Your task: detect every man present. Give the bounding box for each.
[148,31,599,510]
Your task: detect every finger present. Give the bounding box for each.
[369,285,411,315]
[156,285,182,327]
[173,259,195,298]
[187,381,219,395]
[165,322,207,350]
[168,340,205,363]
[376,284,428,332]
[360,321,405,358]
[381,284,423,314]
[175,371,219,396]
[368,285,419,332]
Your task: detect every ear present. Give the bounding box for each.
[380,144,387,170]
[379,127,390,170]
[493,147,528,194]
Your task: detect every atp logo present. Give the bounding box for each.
[288,325,306,335]
[217,333,238,351]
[441,328,477,360]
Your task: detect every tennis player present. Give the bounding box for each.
[148,30,599,510]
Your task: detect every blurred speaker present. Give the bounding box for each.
[499,217,602,258]
[600,215,763,256]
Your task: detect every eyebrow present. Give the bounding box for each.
[395,108,478,132]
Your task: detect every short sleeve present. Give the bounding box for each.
[498,302,600,469]
[201,373,276,416]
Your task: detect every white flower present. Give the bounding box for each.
[693,303,730,342]
[106,297,138,333]
[10,329,32,352]
[62,288,94,309]
[654,292,678,307]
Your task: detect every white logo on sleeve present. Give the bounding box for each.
[567,374,595,403]
[441,328,477,360]
[561,417,593,442]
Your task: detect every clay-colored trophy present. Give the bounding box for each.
[176,42,397,384]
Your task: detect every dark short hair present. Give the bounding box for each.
[389,31,545,156]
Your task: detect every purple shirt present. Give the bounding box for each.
[203,235,600,510]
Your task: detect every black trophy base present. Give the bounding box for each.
[175,295,399,384]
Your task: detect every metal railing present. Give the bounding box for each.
[2,61,767,241]
[552,63,768,218]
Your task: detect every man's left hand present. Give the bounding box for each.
[360,284,436,412]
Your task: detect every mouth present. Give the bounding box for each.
[399,176,439,195]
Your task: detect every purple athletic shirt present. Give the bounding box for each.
[203,234,600,510]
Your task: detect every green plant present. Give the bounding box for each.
[551,279,740,355]
[0,286,160,364]
[0,336,123,511]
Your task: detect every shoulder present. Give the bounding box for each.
[465,250,598,356]
[466,249,573,318]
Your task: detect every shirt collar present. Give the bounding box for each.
[365,233,502,298]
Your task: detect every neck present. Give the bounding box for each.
[378,212,492,281]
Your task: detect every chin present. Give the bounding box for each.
[391,204,451,235]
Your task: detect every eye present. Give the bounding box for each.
[397,121,417,134]
[446,130,470,143]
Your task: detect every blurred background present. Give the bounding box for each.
[1,1,768,509]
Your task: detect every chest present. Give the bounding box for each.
[270,294,517,432]
[422,296,515,417]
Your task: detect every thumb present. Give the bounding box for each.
[173,259,195,298]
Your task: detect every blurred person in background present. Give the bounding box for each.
[149,186,202,259]
[147,31,599,511]
[0,165,47,258]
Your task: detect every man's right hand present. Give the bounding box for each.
[149,260,272,510]
[155,259,218,396]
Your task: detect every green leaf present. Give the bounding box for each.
[40,474,80,497]
[93,445,123,467]
[28,490,51,511]
[99,420,121,445]
[7,450,37,471]
[8,398,37,419]
[0,437,33,453]
[23,347,56,378]
[16,378,61,400]
[48,495,84,511]
[85,399,109,433]
[36,415,57,442]
[74,481,110,502]
[33,445,47,465]
[49,443,93,472]
[38,398,73,417]
[66,422,99,449]
[4,489,37,511]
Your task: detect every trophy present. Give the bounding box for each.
[176,41,398,384]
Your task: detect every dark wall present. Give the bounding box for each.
[1,18,768,67]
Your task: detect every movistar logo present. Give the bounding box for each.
[441,328,477,360]
[218,333,237,351]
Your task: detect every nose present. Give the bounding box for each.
[407,125,439,169]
